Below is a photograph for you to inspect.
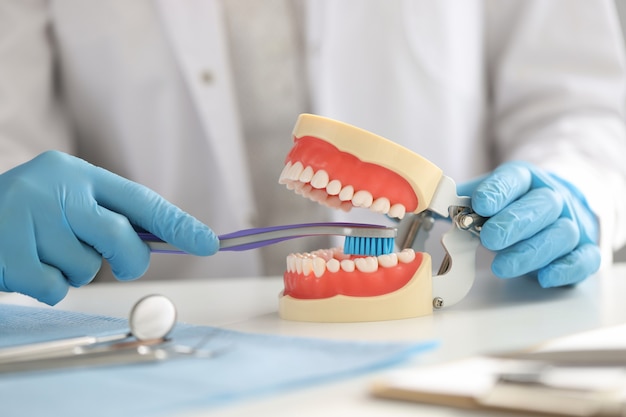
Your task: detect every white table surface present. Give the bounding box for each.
[3,263,626,417]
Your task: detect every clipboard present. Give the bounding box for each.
[371,357,626,416]
[371,324,626,417]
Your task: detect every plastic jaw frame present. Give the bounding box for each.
[278,114,478,322]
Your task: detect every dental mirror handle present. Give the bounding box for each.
[0,345,167,374]
[0,333,130,362]
[0,294,176,363]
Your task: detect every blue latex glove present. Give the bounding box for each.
[457,161,601,288]
[0,151,219,305]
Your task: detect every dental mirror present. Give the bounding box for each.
[129,294,177,341]
[0,294,178,362]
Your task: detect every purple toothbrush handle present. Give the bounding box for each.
[139,222,394,254]
[137,232,187,254]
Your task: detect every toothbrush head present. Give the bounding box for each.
[343,235,395,257]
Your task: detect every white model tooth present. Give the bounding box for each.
[321,251,334,261]
[288,180,303,191]
[388,204,406,219]
[287,161,304,181]
[340,259,355,272]
[355,257,379,273]
[370,197,391,214]
[285,255,291,272]
[299,166,314,183]
[324,196,343,209]
[378,253,398,268]
[291,255,301,272]
[294,255,303,274]
[318,249,332,261]
[310,170,330,189]
[333,248,351,261]
[398,248,416,263]
[326,180,342,195]
[326,258,340,273]
[319,250,334,262]
[311,189,328,203]
[313,257,326,278]
[301,257,313,276]
[338,185,354,201]
[296,183,312,196]
[352,190,373,208]
[278,162,292,184]
[340,201,353,212]
[287,254,296,272]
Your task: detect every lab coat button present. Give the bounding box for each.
[200,70,214,84]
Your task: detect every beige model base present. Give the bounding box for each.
[278,254,433,323]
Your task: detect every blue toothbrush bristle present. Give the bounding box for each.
[343,236,395,256]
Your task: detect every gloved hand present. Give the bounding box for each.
[457,161,601,288]
[0,151,219,305]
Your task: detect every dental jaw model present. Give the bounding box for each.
[278,114,484,322]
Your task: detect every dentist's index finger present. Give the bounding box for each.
[88,164,219,256]
[472,162,533,216]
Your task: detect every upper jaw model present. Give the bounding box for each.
[278,114,484,323]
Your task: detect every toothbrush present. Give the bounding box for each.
[139,222,396,256]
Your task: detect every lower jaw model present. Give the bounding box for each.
[277,114,479,323]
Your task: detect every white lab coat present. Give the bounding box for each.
[0,0,625,283]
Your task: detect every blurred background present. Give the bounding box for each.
[613,0,626,262]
